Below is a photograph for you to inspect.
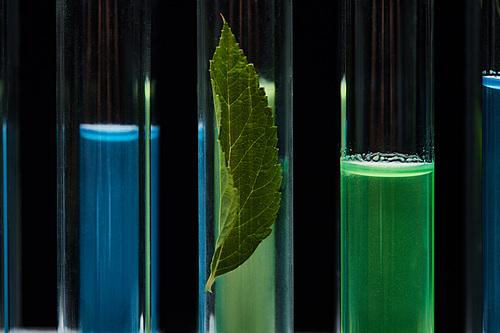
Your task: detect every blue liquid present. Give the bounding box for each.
[79,124,159,332]
[483,76,500,332]
[151,126,160,333]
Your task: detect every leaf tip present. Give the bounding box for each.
[220,13,227,24]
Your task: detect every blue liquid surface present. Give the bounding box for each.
[483,76,500,332]
[79,124,159,332]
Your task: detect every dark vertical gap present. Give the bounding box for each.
[380,0,385,150]
[255,0,260,67]
[370,0,377,150]
[114,0,120,123]
[97,0,102,123]
[106,0,111,123]
[86,0,92,123]
[389,0,396,151]
[239,0,242,42]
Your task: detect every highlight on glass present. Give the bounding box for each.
[56,1,157,332]
[197,0,293,332]
[340,1,434,332]
[0,0,21,331]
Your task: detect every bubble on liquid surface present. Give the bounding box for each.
[346,152,424,163]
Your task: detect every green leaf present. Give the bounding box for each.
[205,18,282,292]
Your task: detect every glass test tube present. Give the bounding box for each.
[481,1,500,332]
[197,1,293,332]
[0,0,20,331]
[340,1,434,332]
[56,1,155,332]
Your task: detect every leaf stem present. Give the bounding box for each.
[206,242,224,292]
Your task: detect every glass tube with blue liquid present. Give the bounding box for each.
[57,1,157,332]
[482,1,500,331]
[0,0,21,331]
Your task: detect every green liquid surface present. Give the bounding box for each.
[341,159,434,333]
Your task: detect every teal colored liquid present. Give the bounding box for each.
[482,76,500,332]
[79,124,159,332]
[341,159,434,333]
[151,126,159,333]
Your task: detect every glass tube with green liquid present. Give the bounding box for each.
[340,1,434,332]
[197,1,293,332]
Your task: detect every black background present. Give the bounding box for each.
[17,0,478,332]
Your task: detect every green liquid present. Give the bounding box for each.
[341,159,434,333]
[212,77,278,332]
[215,233,275,332]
